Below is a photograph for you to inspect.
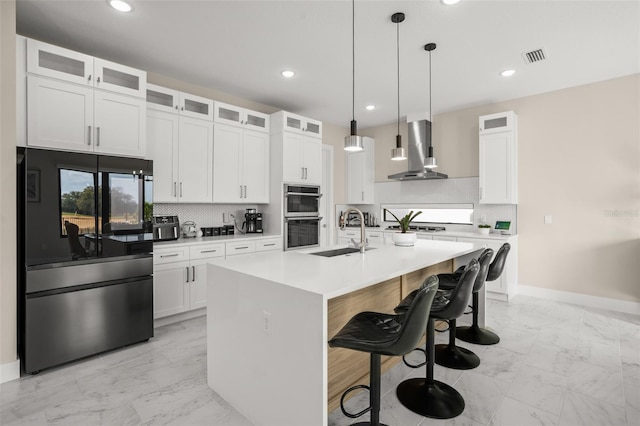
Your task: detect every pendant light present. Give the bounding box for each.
[390,12,406,161]
[424,43,438,169]
[344,0,363,152]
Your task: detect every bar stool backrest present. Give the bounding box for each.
[387,275,439,356]
[487,243,511,282]
[433,259,479,319]
[473,248,494,293]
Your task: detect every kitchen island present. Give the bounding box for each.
[206,239,479,426]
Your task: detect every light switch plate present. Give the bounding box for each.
[544,215,552,224]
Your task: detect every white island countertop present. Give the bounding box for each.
[208,239,478,299]
[206,238,483,426]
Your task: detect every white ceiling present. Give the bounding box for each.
[16,0,640,129]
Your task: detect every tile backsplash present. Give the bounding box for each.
[338,177,517,233]
[153,203,260,230]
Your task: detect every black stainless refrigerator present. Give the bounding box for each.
[17,147,154,374]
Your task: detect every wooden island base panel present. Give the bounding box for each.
[327,259,453,413]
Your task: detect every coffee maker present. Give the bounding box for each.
[243,209,263,233]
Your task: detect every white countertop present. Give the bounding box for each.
[208,239,478,299]
[342,226,516,241]
[153,232,281,248]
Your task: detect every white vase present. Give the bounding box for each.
[392,232,417,247]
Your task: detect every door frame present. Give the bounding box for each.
[321,144,334,247]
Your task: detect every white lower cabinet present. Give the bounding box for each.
[153,243,225,319]
[337,228,360,245]
[366,230,384,245]
[256,237,283,252]
[225,240,257,257]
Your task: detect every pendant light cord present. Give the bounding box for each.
[352,0,355,121]
[396,19,400,137]
[429,49,432,123]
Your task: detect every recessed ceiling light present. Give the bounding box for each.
[441,0,461,5]
[500,69,516,77]
[109,0,132,12]
[281,70,295,78]
[365,105,376,111]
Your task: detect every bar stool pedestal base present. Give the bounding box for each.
[456,324,500,345]
[396,378,465,419]
[434,343,480,370]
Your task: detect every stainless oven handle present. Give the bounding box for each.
[284,192,322,197]
[284,217,323,222]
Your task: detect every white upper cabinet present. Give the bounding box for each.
[479,111,518,204]
[147,109,213,203]
[93,58,146,98]
[214,101,269,133]
[27,39,146,98]
[270,111,322,138]
[213,122,269,203]
[27,75,146,157]
[26,39,93,87]
[346,137,375,204]
[93,91,146,157]
[27,76,94,152]
[23,38,147,157]
[270,111,323,185]
[146,84,213,121]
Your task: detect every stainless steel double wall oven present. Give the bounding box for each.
[283,184,322,250]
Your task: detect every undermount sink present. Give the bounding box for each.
[309,247,376,257]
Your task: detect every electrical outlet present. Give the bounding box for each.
[544,215,552,224]
[223,213,232,223]
[263,311,272,335]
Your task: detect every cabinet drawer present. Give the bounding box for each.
[256,238,282,252]
[226,240,256,256]
[338,229,360,239]
[189,243,225,260]
[154,246,189,264]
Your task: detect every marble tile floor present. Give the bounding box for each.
[1,294,638,426]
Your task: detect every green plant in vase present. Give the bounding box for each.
[385,209,422,233]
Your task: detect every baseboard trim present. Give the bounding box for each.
[1,359,20,384]
[517,285,640,316]
[154,308,206,328]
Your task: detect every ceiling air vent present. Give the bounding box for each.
[522,48,547,64]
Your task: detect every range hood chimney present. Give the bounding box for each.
[387,114,448,180]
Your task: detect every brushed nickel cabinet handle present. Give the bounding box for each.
[96,127,100,146]
[192,266,196,282]
[180,182,183,197]
[88,126,92,145]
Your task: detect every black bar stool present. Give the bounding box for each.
[328,275,440,426]
[456,243,510,345]
[394,260,479,419]
[434,248,493,369]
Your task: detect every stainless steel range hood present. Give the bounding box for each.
[388,117,448,180]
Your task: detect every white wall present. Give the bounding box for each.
[1,0,18,377]
[360,74,640,304]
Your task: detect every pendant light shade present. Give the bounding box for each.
[391,135,406,161]
[344,0,363,152]
[424,42,438,169]
[390,12,406,161]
